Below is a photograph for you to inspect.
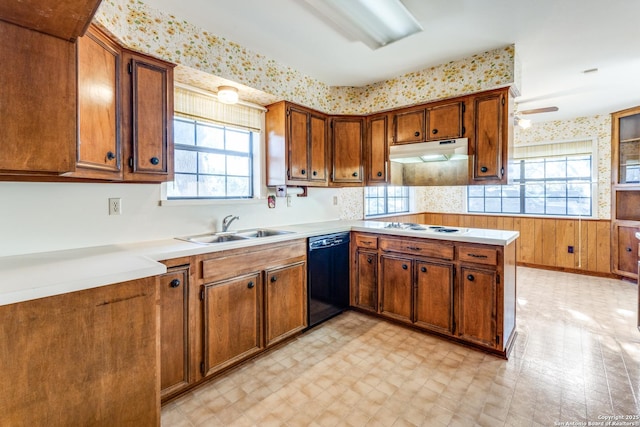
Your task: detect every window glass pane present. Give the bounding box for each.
[174,120,195,146]
[567,182,590,198]
[525,198,544,214]
[546,198,567,215]
[485,198,502,212]
[197,124,224,149]
[546,183,566,198]
[567,198,591,216]
[227,155,250,176]
[502,198,520,213]
[168,174,197,198]
[468,198,484,212]
[502,184,520,198]
[567,159,591,178]
[199,153,225,175]
[199,175,226,197]
[525,183,544,197]
[468,186,484,197]
[226,129,250,152]
[524,160,544,179]
[508,161,521,180]
[364,186,409,216]
[174,150,197,174]
[485,186,502,197]
[545,159,566,177]
[226,177,250,197]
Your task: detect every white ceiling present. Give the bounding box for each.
[143,0,640,123]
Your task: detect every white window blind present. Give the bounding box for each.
[513,138,594,159]
[174,86,263,132]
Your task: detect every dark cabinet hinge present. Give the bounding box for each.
[501,97,505,105]
[128,157,133,168]
[496,335,500,344]
[128,62,133,74]
[496,274,500,284]
[462,126,466,135]
[200,361,205,375]
[501,167,504,176]
[200,288,205,301]
[462,103,466,113]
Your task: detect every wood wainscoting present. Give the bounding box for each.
[373,213,613,277]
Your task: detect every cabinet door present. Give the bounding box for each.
[159,266,190,398]
[458,267,498,348]
[427,101,463,141]
[394,109,425,144]
[309,114,328,182]
[265,262,307,347]
[288,107,309,181]
[203,272,262,377]
[367,115,388,184]
[613,225,640,277]
[472,91,506,182]
[379,255,413,323]
[0,22,76,174]
[75,26,122,179]
[332,117,364,183]
[414,261,453,334]
[123,52,174,182]
[354,250,378,312]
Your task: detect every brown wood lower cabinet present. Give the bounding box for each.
[0,277,160,426]
[203,272,263,376]
[351,232,517,358]
[265,262,307,347]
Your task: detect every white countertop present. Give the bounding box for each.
[0,220,518,306]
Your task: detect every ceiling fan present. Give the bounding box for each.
[514,106,559,128]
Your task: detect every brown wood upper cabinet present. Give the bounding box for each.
[366,114,389,185]
[393,100,464,144]
[265,101,328,187]
[468,87,512,184]
[0,21,76,175]
[74,25,174,182]
[331,116,364,184]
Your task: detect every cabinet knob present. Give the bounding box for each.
[467,274,475,281]
[106,151,115,161]
[414,131,420,137]
[150,157,160,165]
[312,171,317,176]
[352,172,358,177]
[377,171,382,177]
[432,129,438,135]
[247,281,255,289]
[402,264,408,270]
[301,169,306,175]
[270,276,277,283]
[169,279,181,288]
[480,166,488,173]
[367,256,373,264]
[626,247,633,252]
[421,266,427,273]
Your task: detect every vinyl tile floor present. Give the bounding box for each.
[161,267,640,426]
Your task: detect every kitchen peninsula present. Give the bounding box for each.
[0,219,517,425]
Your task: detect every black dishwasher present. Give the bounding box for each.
[307,232,350,328]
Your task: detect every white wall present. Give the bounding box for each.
[0,182,342,257]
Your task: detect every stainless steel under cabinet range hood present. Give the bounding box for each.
[389,138,470,186]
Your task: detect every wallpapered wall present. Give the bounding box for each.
[94,0,518,115]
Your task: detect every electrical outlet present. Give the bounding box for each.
[286,195,292,207]
[567,246,574,253]
[109,198,122,215]
[333,196,338,206]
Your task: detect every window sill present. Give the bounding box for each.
[160,197,267,207]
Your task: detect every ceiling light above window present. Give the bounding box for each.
[217,86,239,104]
[304,0,423,50]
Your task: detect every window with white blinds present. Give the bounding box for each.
[468,138,597,217]
[167,86,264,199]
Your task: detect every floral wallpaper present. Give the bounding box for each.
[94,0,517,114]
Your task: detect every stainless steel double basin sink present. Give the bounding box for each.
[177,229,293,245]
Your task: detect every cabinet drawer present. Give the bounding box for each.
[355,234,378,249]
[379,238,453,260]
[457,245,498,266]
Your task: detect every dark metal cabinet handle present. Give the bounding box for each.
[169,279,181,288]
[312,171,317,176]
[270,276,277,283]
[247,281,255,289]
[106,151,115,161]
[626,247,633,252]
[301,169,306,175]
[467,253,488,258]
[414,131,420,137]
[377,171,382,177]
[367,256,373,263]
[480,166,488,173]
[150,157,160,165]
[467,274,475,281]
[432,129,438,134]
[406,246,421,251]
[421,266,427,273]
[352,172,358,177]
[402,264,408,270]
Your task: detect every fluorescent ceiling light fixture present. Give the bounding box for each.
[304,0,423,49]
[217,86,239,104]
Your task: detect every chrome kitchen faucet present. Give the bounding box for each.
[222,215,239,232]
